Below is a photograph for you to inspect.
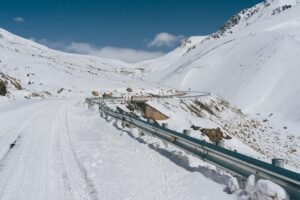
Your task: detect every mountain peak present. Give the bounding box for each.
[209,0,298,39]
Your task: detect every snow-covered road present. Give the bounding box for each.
[0,99,233,200]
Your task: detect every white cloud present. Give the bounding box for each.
[32,39,164,63]
[13,17,25,23]
[148,32,185,48]
[66,42,164,63]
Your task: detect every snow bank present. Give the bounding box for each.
[245,174,256,194]
[227,177,240,194]
[238,175,290,200]
[255,179,289,200]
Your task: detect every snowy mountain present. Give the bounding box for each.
[0,28,145,99]
[0,28,240,200]
[0,0,299,199]
[139,0,300,134]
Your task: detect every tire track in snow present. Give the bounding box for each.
[0,102,49,164]
[46,104,74,200]
[0,135,21,171]
[0,102,61,200]
[0,102,54,200]
[56,104,99,200]
[0,101,99,200]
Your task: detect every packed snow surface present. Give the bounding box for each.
[0,99,233,200]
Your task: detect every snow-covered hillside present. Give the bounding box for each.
[0,33,235,199]
[0,28,144,99]
[139,0,300,134]
[0,0,299,199]
[0,27,239,200]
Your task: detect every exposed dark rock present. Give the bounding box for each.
[92,91,99,96]
[0,72,22,90]
[272,5,292,15]
[200,127,224,143]
[126,87,133,92]
[0,80,7,96]
[191,125,201,131]
[102,92,112,98]
[194,100,215,115]
[57,88,64,94]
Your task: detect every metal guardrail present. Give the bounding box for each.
[86,97,300,199]
[89,91,211,103]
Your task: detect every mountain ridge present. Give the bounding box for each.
[137,0,300,132]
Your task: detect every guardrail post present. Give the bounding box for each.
[272,158,285,168]
[183,129,191,136]
[87,101,93,110]
[139,129,145,137]
[147,119,154,123]
[162,123,168,128]
[113,118,118,126]
[216,139,225,148]
[106,115,113,122]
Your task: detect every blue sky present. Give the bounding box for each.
[0,0,262,62]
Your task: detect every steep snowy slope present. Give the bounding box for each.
[0,28,143,99]
[140,0,300,133]
[138,36,207,73]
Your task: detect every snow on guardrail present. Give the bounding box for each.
[86,97,300,200]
